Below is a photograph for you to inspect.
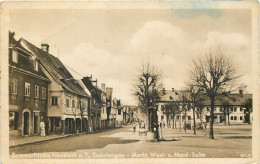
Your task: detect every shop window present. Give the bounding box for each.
[9,112,18,130]
[51,97,58,106]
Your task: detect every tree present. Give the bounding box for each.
[164,102,180,129]
[189,48,240,139]
[133,62,163,132]
[243,98,252,124]
[219,96,232,126]
[186,85,204,135]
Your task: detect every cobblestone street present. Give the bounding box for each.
[10,124,252,158]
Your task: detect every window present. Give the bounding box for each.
[161,105,165,110]
[12,49,18,63]
[11,78,18,94]
[240,116,243,120]
[234,107,237,112]
[161,116,164,120]
[66,99,70,107]
[34,61,38,71]
[234,116,237,120]
[35,85,39,98]
[9,112,18,130]
[51,97,58,106]
[72,100,75,108]
[42,87,46,99]
[25,83,30,96]
[231,116,233,120]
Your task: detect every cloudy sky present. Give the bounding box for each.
[9,9,252,105]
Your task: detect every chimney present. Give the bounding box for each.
[101,83,105,92]
[41,43,49,52]
[239,90,243,98]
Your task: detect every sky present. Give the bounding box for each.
[9,9,252,105]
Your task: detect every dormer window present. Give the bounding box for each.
[34,60,38,71]
[12,49,18,63]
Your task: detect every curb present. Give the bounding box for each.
[9,134,74,148]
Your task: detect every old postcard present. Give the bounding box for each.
[0,0,259,164]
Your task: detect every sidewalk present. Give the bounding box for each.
[9,134,74,147]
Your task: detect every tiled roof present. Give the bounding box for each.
[20,38,89,98]
[9,32,49,80]
[159,90,252,106]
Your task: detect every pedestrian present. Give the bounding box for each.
[40,119,45,137]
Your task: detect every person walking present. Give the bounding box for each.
[40,119,45,137]
[133,123,136,132]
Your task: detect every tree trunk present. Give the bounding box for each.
[147,108,150,131]
[184,111,187,132]
[193,106,196,135]
[223,108,226,125]
[179,113,182,131]
[172,115,175,129]
[209,97,215,139]
[227,110,230,126]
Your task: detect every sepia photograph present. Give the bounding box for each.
[0,1,259,164]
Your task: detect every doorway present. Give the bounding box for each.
[34,114,39,135]
[24,112,29,135]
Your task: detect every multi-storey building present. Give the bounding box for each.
[156,89,252,127]
[9,32,50,138]
[20,38,90,135]
[81,76,105,132]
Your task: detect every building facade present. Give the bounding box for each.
[9,32,50,138]
[156,89,252,128]
[21,38,90,135]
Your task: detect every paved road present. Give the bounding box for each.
[10,124,252,158]
[10,125,139,154]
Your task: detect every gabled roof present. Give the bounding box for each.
[20,38,89,98]
[81,77,105,106]
[9,32,49,81]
